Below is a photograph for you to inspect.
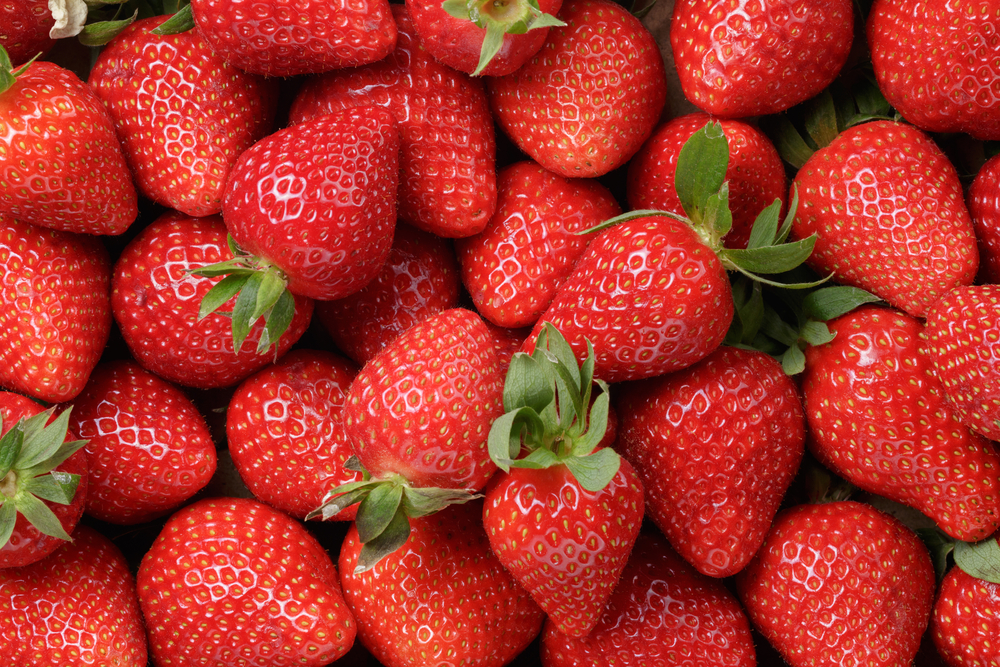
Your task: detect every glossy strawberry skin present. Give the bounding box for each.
[227,349,362,521]
[671,0,853,118]
[615,346,805,578]
[932,555,1000,667]
[791,121,978,318]
[737,501,934,667]
[488,0,666,178]
[0,61,138,235]
[968,153,1000,284]
[456,161,621,329]
[88,16,279,218]
[627,114,787,250]
[111,212,313,390]
[289,5,496,239]
[0,0,54,66]
[0,392,87,569]
[344,308,504,492]
[527,215,733,384]
[191,0,397,77]
[339,501,545,667]
[66,360,217,525]
[138,497,356,667]
[0,525,147,667]
[483,459,643,638]
[541,530,756,667]
[316,223,461,366]
[869,0,1000,140]
[803,305,1000,542]
[0,216,111,403]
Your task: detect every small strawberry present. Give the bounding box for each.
[456,160,621,329]
[737,501,935,667]
[138,497,357,667]
[66,360,217,525]
[932,536,1000,667]
[0,0,54,66]
[670,0,854,118]
[339,500,545,667]
[0,524,147,666]
[488,0,667,178]
[88,15,279,218]
[968,153,1000,284]
[227,349,362,521]
[0,215,111,403]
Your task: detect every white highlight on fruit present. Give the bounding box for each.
[48,0,88,39]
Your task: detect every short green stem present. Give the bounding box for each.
[0,470,17,498]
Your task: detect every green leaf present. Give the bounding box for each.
[20,438,88,478]
[151,2,195,34]
[578,208,689,236]
[802,286,881,322]
[721,236,817,275]
[16,409,72,471]
[504,353,555,413]
[510,447,561,469]
[675,122,729,224]
[23,472,80,505]
[564,448,621,493]
[0,427,23,481]
[760,307,800,347]
[0,501,15,549]
[199,274,250,320]
[355,507,410,573]
[746,199,783,250]
[78,11,138,46]
[855,77,893,118]
[537,323,581,389]
[189,259,254,279]
[735,281,765,345]
[356,483,404,544]
[776,186,799,244]
[955,538,1000,585]
[14,492,72,541]
[570,391,609,457]
[781,343,807,376]
[803,90,840,149]
[441,0,471,20]
[799,320,835,347]
[400,487,478,518]
[703,182,732,240]
[305,478,380,520]
[767,115,815,168]
[258,288,295,355]
[472,20,506,76]
[254,269,286,322]
[487,408,537,469]
[230,270,264,353]
[527,12,564,28]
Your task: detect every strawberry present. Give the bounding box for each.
[339,500,545,667]
[315,222,461,366]
[66,360,217,525]
[0,524,147,666]
[289,5,496,239]
[0,392,88,569]
[868,0,1000,140]
[0,0,54,66]
[802,305,1000,542]
[138,497,357,667]
[615,345,806,578]
[736,500,935,667]
[932,536,1000,667]
[456,160,621,329]
[627,113,787,250]
[0,48,137,236]
[484,321,532,372]
[189,0,398,77]
[488,0,667,178]
[0,215,111,403]
[111,211,313,390]
[968,153,1000,284]
[791,120,978,318]
[87,15,279,218]
[670,0,854,118]
[227,349,362,521]
[540,529,756,667]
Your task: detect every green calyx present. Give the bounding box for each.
[441,0,565,76]
[190,234,296,356]
[0,46,41,96]
[306,457,479,573]
[0,407,88,549]
[916,528,1000,586]
[488,324,620,494]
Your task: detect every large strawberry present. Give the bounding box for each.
[868,0,1000,140]
[0,215,111,403]
[88,15,279,218]
[138,497,357,667]
[737,500,935,667]
[0,524,147,666]
[289,5,496,239]
[670,0,853,118]
[932,536,1000,667]
[339,500,545,667]
[0,47,137,235]
[488,0,666,178]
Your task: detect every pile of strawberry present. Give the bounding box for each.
[3,0,1000,665]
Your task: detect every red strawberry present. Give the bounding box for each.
[488,0,667,178]
[802,305,1000,542]
[66,360,217,525]
[627,113,787,250]
[227,349,362,521]
[483,321,532,372]
[0,215,111,403]
[315,222,461,366]
[289,5,496,239]
[0,392,88,569]
[111,211,313,390]
[670,0,854,118]
[88,15,279,218]
[0,0,54,66]
[339,501,545,667]
[190,0,397,77]
[0,524,147,666]
[540,529,757,667]
[456,160,621,329]
[0,52,137,235]
[932,538,1000,667]
[138,497,357,667]
[869,0,1000,140]
[968,152,1000,284]
[791,120,978,318]
[615,346,806,578]
[737,500,935,667]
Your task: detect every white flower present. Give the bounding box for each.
[48,0,88,40]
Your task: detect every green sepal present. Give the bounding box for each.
[355,506,410,573]
[16,409,74,471]
[702,182,732,240]
[151,2,194,34]
[675,121,729,228]
[746,199,783,251]
[801,285,881,322]
[533,324,581,389]
[0,422,23,481]
[473,21,506,76]
[14,492,72,541]
[306,479,381,521]
[803,90,840,149]
[721,235,818,276]
[780,343,807,376]
[199,273,251,319]
[20,438,88,478]
[503,353,554,413]
[442,0,471,19]
[0,502,15,551]
[765,114,815,169]
[509,447,561,470]
[578,209,688,236]
[799,320,835,347]
[569,390,609,457]
[400,486,479,518]
[776,186,798,244]
[726,277,765,347]
[78,11,138,46]
[955,538,1000,585]
[917,528,957,583]
[564,448,621,493]
[259,289,295,355]
[22,472,80,505]
[630,0,660,19]
[488,407,544,470]
[356,483,403,544]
